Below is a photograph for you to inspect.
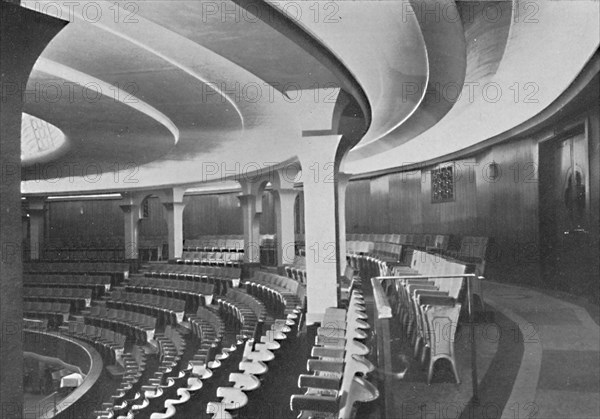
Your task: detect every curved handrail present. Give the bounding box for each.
[23,330,103,419]
[370,277,392,320]
[23,351,84,377]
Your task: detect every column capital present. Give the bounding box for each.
[236,193,256,206]
[337,172,352,186]
[271,164,300,190]
[26,196,47,211]
[121,204,141,215]
[156,186,186,204]
[239,179,268,197]
[272,188,299,200]
[27,207,46,216]
[120,191,148,207]
[162,201,186,211]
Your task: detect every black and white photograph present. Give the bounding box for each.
[1,0,599,418]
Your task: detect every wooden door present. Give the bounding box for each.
[539,128,596,295]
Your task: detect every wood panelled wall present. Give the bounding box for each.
[42,110,599,287]
[47,199,123,241]
[346,110,599,281]
[46,192,277,243]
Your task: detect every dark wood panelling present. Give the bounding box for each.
[48,199,123,241]
[182,194,243,238]
[476,139,539,265]
[388,171,423,233]
[41,110,599,293]
[294,193,305,235]
[139,197,167,240]
[420,159,478,235]
[345,179,370,233]
[369,176,390,233]
[260,192,276,235]
[588,109,600,255]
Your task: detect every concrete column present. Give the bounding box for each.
[163,202,186,260]
[0,4,67,417]
[237,194,261,264]
[273,188,298,266]
[120,203,141,260]
[337,173,351,276]
[156,188,186,260]
[27,197,46,260]
[299,135,343,325]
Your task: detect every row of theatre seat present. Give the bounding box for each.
[24,261,130,283]
[106,290,187,326]
[197,277,305,419]
[183,237,244,252]
[24,273,112,298]
[126,277,214,313]
[95,326,198,419]
[290,286,380,418]
[61,322,126,364]
[283,255,307,285]
[175,251,244,267]
[145,264,241,295]
[24,317,49,331]
[24,301,70,328]
[245,271,306,319]
[367,249,481,384]
[347,233,451,249]
[95,277,301,418]
[101,344,149,418]
[130,273,304,418]
[347,234,489,275]
[85,306,158,344]
[23,286,92,311]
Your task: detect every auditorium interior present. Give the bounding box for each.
[1,0,600,418]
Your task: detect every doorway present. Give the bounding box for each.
[539,125,597,299]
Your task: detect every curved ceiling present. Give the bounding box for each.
[21,112,67,162]
[19,0,600,195]
[343,0,600,173]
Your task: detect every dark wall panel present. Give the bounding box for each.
[182,194,243,238]
[139,197,167,240]
[48,199,123,242]
[260,192,276,235]
[420,159,478,235]
[369,176,390,233]
[342,110,598,289]
[46,191,274,246]
[388,171,423,233]
[476,137,539,265]
[346,179,370,233]
[588,109,600,256]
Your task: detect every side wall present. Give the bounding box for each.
[346,108,599,289]
[44,192,278,245]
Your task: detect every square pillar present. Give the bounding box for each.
[273,189,298,266]
[27,197,46,260]
[0,4,67,416]
[120,203,141,260]
[299,135,343,325]
[163,202,186,260]
[238,194,261,264]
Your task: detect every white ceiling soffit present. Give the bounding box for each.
[32,57,180,143]
[266,0,430,145]
[346,0,467,162]
[21,0,343,193]
[344,0,600,174]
